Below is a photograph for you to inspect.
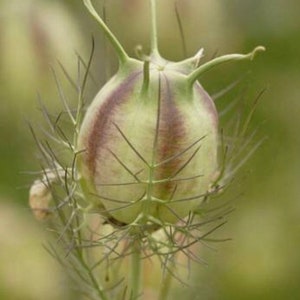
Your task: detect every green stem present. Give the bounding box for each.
[76,247,109,300]
[158,261,174,300]
[174,2,187,57]
[150,0,159,56]
[83,0,129,65]
[74,38,95,148]
[131,240,142,300]
[187,46,265,85]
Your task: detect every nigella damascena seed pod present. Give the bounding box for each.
[77,0,265,226]
[78,60,218,225]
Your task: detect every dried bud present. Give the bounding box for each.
[29,169,64,220]
[77,0,265,227]
[29,179,52,221]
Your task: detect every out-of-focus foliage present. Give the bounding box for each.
[1,0,299,299]
[0,202,70,300]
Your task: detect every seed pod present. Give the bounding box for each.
[77,0,265,226]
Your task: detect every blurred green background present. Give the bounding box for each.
[1,0,299,299]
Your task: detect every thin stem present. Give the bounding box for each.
[174,2,187,57]
[187,46,266,85]
[131,240,142,300]
[150,0,159,56]
[51,67,76,126]
[102,1,113,81]
[79,254,109,300]
[83,0,129,65]
[158,261,174,300]
[74,38,95,147]
[240,88,266,137]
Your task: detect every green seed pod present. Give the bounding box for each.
[77,0,265,226]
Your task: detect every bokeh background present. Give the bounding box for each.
[1,0,299,299]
